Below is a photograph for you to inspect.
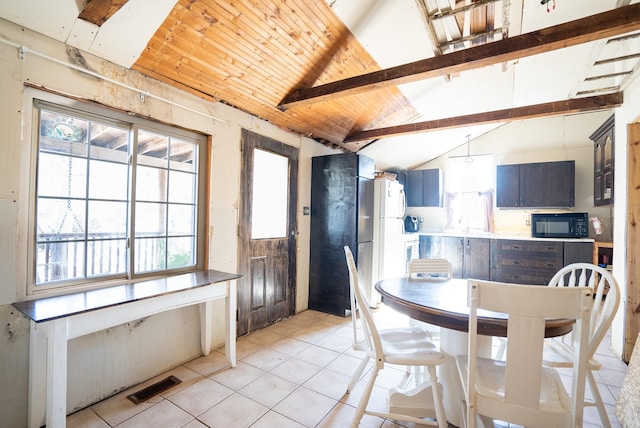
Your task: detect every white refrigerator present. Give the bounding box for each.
[370,178,406,306]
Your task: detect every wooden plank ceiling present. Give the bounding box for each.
[132,0,419,152]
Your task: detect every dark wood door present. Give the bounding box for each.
[238,130,298,336]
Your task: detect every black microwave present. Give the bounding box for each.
[530,212,589,238]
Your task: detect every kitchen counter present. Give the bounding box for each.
[405,231,594,243]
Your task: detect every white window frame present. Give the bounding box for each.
[18,89,208,298]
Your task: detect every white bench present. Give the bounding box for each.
[12,270,239,428]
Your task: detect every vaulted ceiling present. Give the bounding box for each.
[1,0,639,169]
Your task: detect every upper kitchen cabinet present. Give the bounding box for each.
[496,160,575,208]
[406,168,443,207]
[590,115,615,206]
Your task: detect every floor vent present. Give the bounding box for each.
[127,375,182,404]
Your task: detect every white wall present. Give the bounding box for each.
[0,18,337,426]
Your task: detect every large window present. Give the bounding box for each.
[445,155,495,233]
[30,99,207,293]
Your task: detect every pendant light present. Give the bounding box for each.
[464,134,473,163]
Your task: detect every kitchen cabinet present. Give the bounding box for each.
[590,114,614,206]
[406,168,443,207]
[309,153,375,316]
[564,241,594,266]
[496,160,575,208]
[491,239,564,285]
[420,235,490,280]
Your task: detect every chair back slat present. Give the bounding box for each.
[548,263,621,358]
[408,258,452,279]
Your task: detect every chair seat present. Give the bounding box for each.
[379,327,445,365]
[543,336,602,370]
[457,355,571,411]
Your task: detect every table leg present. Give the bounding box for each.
[42,319,69,428]
[199,300,213,356]
[439,328,492,428]
[28,321,46,428]
[225,279,237,367]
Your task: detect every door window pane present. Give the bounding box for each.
[251,149,288,239]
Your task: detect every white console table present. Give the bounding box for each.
[12,270,240,428]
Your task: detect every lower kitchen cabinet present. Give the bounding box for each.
[420,235,592,284]
[491,240,564,285]
[465,237,491,280]
[420,235,490,280]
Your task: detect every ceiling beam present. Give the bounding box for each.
[279,4,640,110]
[344,93,623,142]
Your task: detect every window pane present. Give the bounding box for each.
[36,241,85,283]
[168,204,194,236]
[136,166,167,202]
[169,138,197,172]
[88,160,129,200]
[168,170,195,204]
[138,130,168,167]
[167,236,194,269]
[135,237,166,272]
[135,202,166,236]
[87,239,127,277]
[446,155,494,192]
[89,122,129,162]
[37,198,86,240]
[39,110,88,155]
[87,200,127,239]
[251,149,288,239]
[37,153,87,199]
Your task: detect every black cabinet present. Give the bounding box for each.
[496,160,575,208]
[308,153,375,316]
[590,115,614,206]
[406,169,443,207]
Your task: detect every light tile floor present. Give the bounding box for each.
[67,305,628,428]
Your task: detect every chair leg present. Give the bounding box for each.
[426,365,447,428]
[587,370,612,428]
[347,355,370,393]
[352,366,379,428]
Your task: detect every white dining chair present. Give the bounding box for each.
[543,262,621,428]
[408,258,453,279]
[457,279,592,428]
[407,258,452,343]
[344,246,448,428]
